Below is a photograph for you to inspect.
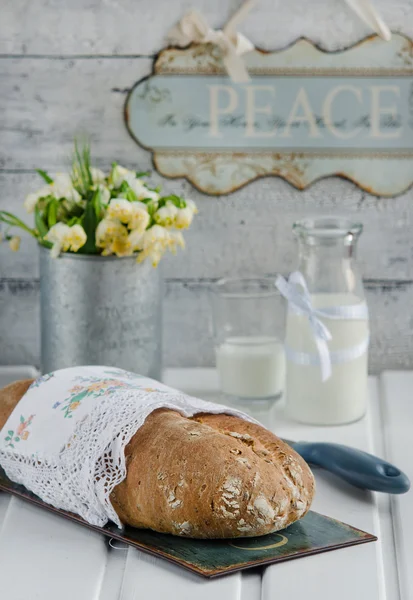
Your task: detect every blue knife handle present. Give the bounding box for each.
[293,442,411,494]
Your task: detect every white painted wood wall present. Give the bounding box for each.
[1,0,413,372]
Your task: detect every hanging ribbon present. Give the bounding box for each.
[167,1,257,82]
[276,272,369,382]
[344,0,391,41]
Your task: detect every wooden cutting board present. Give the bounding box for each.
[0,468,376,578]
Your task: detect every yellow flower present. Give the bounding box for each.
[45,223,87,257]
[107,199,133,224]
[95,218,128,249]
[9,236,21,252]
[65,225,87,252]
[21,430,30,441]
[69,401,80,411]
[111,236,133,257]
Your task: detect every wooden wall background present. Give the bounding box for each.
[1,0,413,372]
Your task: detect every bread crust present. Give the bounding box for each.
[0,379,34,430]
[0,380,315,538]
[110,409,315,538]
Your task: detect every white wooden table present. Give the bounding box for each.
[0,367,411,600]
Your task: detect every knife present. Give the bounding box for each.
[283,439,410,494]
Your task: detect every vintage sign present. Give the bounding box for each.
[125,34,413,196]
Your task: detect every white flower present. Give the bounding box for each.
[130,178,160,202]
[168,231,185,254]
[175,207,194,229]
[66,225,87,253]
[106,199,149,233]
[90,167,106,185]
[107,198,133,223]
[110,236,133,257]
[185,199,198,214]
[129,202,150,233]
[111,165,135,189]
[51,173,81,203]
[154,202,178,227]
[9,236,21,252]
[24,186,51,213]
[95,217,134,257]
[45,222,87,257]
[142,225,169,249]
[98,185,111,206]
[128,229,145,251]
[95,218,128,249]
[138,225,170,267]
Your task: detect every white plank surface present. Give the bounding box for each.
[1,0,413,56]
[380,372,413,600]
[0,366,411,600]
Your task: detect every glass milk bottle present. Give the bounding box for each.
[283,217,369,425]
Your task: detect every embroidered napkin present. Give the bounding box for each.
[0,366,253,528]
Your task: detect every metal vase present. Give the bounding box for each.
[39,245,163,379]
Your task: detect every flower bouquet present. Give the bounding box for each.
[0,140,198,377]
[0,141,197,266]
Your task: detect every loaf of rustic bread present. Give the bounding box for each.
[0,379,315,538]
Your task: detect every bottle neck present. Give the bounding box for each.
[296,240,364,298]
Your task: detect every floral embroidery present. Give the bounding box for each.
[52,377,144,418]
[4,414,35,448]
[29,373,54,389]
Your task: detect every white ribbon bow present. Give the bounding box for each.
[344,0,391,41]
[276,272,369,382]
[167,1,257,82]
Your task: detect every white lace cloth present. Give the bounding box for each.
[0,366,255,528]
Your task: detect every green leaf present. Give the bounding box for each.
[9,443,14,449]
[92,188,104,220]
[34,206,49,239]
[5,437,11,442]
[72,137,93,196]
[14,437,20,442]
[67,216,81,227]
[119,181,130,194]
[78,201,99,254]
[47,199,58,228]
[8,430,13,435]
[36,169,54,184]
[0,211,38,238]
[160,194,185,208]
[38,239,53,249]
[20,416,24,424]
[136,171,151,178]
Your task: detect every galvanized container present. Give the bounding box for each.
[39,246,163,379]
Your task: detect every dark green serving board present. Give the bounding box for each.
[0,468,376,577]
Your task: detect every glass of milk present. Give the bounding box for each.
[285,216,369,425]
[210,278,286,412]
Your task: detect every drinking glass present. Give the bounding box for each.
[210,277,286,413]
